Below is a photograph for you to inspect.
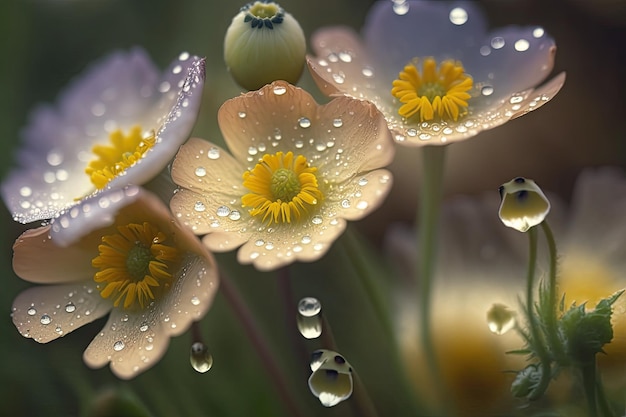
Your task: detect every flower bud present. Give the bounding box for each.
[224,1,306,90]
[486,303,516,335]
[498,177,550,232]
[510,364,542,398]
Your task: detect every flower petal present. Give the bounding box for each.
[12,282,111,343]
[83,253,218,379]
[2,49,206,224]
[13,225,100,284]
[218,81,394,180]
[327,169,393,221]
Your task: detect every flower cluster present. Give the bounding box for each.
[6,1,624,417]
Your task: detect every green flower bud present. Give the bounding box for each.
[498,177,550,232]
[224,1,306,90]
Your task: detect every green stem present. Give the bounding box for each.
[540,221,563,359]
[219,271,307,417]
[596,368,615,417]
[581,357,599,417]
[416,145,447,407]
[525,227,551,400]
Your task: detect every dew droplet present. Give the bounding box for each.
[40,314,51,325]
[297,297,322,339]
[195,167,207,177]
[358,178,368,186]
[191,296,200,306]
[208,147,220,160]
[19,186,32,197]
[298,117,311,128]
[532,27,545,38]
[27,307,36,316]
[514,39,530,52]
[311,215,323,225]
[194,202,206,212]
[113,341,125,351]
[449,7,468,25]
[139,322,149,332]
[273,85,287,95]
[216,206,230,217]
[190,342,213,373]
[490,37,505,49]
[238,111,247,118]
[481,86,494,96]
[65,302,76,313]
[486,303,517,335]
[301,235,311,244]
[341,199,351,208]
[332,118,343,128]
[393,1,409,15]
[229,210,241,221]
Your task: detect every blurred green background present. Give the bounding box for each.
[1,0,625,416]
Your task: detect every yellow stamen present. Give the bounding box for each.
[391,57,473,122]
[85,126,156,189]
[91,222,180,310]
[242,151,323,225]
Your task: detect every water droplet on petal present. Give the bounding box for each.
[273,85,287,95]
[491,37,505,49]
[139,323,149,332]
[208,147,220,160]
[481,86,494,96]
[393,1,409,15]
[65,302,76,313]
[195,167,207,177]
[27,307,36,316]
[514,39,530,52]
[311,215,323,225]
[332,118,343,128]
[190,342,213,373]
[113,341,125,351]
[229,210,241,221]
[40,315,51,325]
[216,206,230,217]
[298,117,311,128]
[532,27,545,38]
[341,199,351,208]
[238,111,247,118]
[449,7,468,25]
[194,202,206,212]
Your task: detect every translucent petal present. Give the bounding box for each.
[235,217,347,271]
[12,282,111,343]
[363,1,487,72]
[218,81,393,181]
[83,254,218,379]
[2,50,205,224]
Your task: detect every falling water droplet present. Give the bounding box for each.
[486,303,517,335]
[297,297,322,339]
[190,342,213,373]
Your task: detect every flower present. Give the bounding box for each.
[10,186,219,379]
[498,176,551,232]
[170,81,394,271]
[307,0,565,146]
[224,1,306,90]
[385,167,626,412]
[1,48,206,224]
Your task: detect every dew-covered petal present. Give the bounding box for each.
[12,282,111,343]
[2,49,205,224]
[108,54,206,189]
[363,1,487,71]
[307,27,384,98]
[170,138,253,239]
[50,186,144,247]
[326,169,393,221]
[83,253,218,379]
[236,216,347,271]
[13,225,101,284]
[467,26,557,106]
[218,81,394,182]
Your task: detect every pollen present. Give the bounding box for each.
[86,126,156,189]
[391,58,473,122]
[242,151,323,225]
[91,222,180,310]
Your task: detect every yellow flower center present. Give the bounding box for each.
[85,126,156,189]
[391,58,473,122]
[242,151,323,224]
[91,222,180,310]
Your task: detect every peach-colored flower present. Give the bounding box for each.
[11,186,218,379]
[2,49,205,224]
[170,81,394,271]
[307,0,565,146]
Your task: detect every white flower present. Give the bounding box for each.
[170,81,394,271]
[307,0,565,146]
[11,186,219,379]
[2,48,205,224]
